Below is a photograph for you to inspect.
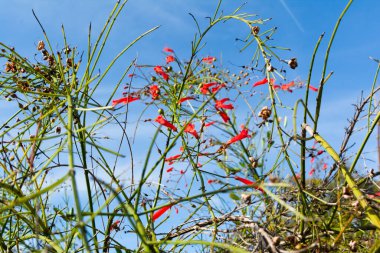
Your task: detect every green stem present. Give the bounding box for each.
[67,93,90,252]
[314,0,354,131]
[303,123,380,229]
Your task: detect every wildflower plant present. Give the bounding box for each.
[0,0,380,252]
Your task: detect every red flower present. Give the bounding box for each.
[178,97,194,104]
[226,129,251,145]
[152,205,172,221]
[112,95,140,107]
[280,81,295,92]
[166,167,174,173]
[128,74,135,77]
[211,83,226,93]
[205,121,216,127]
[217,110,230,123]
[110,220,120,231]
[309,168,316,176]
[215,98,234,110]
[180,170,185,174]
[253,78,276,87]
[317,150,324,156]
[184,123,199,139]
[200,82,218,94]
[202,56,216,64]
[166,55,175,64]
[150,85,160,100]
[154,66,169,81]
[234,176,264,193]
[163,47,174,53]
[208,179,216,184]
[165,154,181,164]
[323,163,328,170]
[253,78,268,87]
[155,115,177,132]
[309,85,318,92]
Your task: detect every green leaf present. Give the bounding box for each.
[229,192,240,201]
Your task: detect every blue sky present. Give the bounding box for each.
[1,0,378,169]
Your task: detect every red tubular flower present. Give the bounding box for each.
[110,220,120,231]
[215,98,234,110]
[163,47,174,53]
[211,83,226,93]
[152,205,172,221]
[253,78,276,87]
[155,115,177,132]
[317,150,324,156]
[280,81,295,92]
[234,176,264,193]
[178,97,194,104]
[165,154,181,164]
[200,82,218,94]
[253,78,268,87]
[202,56,216,64]
[154,66,169,81]
[150,85,160,100]
[166,55,175,64]
[112,95,140,107]
[309,85,318,92]
[205,121,216,127]
[309,168,316,176]
[208,179,216,184]
[217,110,230,123]
[226,129,251,145]
[184,123,199,139]
[323,163,328,170]
[166,167,174,172]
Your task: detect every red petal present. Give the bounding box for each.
[166,55,175,64]
[205,121,216,127]
[309,85,318,92]
[253,78,268,87]
[165,154,181,162]
[202,56,216,64]
[226,129,250,145]
[112,96,140,106]
[234,176,264,193]
[155,115,177,131]
[152,205,172,221]
[163,47,174,53]
[178,97,194,104]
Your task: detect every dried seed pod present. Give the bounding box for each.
[288,58,298,69]
[241,193,251,204]
[37,40,45,51]
[266,63,275,72]
[258,106,271,121]
[66,58,73,67]
[251,26,260,35]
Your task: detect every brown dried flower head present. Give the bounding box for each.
[37,40,45,51]
[251,26,260,35]
[288,58,298,69]
[258,106,271,121]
